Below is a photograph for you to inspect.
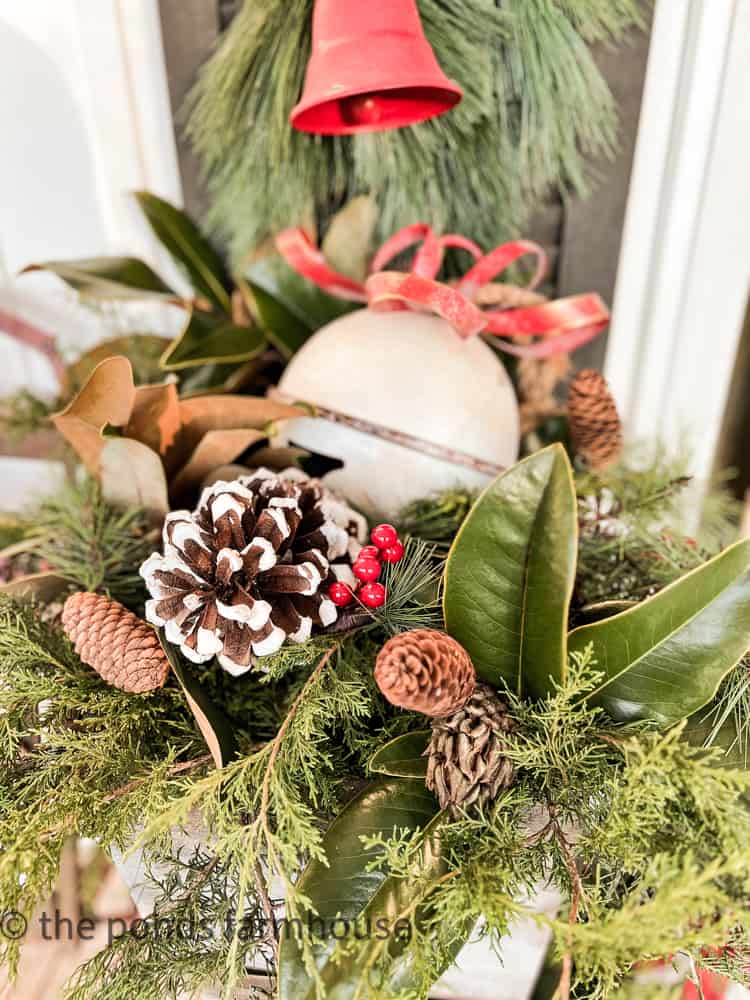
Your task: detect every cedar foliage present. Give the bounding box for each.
[186,0,645,264]
[2,458,749,999]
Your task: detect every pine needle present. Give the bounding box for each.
[186,0,645,265]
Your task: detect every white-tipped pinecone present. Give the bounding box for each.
[426,682,515,813]
[141,468,365,676]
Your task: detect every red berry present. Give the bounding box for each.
[359,545,381,562]
[358,582,387,609]
[371,524,398,549]
[328,582,354,607]
[353,558,381,583]
[381,540,405,564]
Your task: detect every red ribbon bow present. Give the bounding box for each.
[275,223,610,359]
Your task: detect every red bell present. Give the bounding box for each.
[290,0,463,135]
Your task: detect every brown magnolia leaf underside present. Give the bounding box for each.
[52,357,136,474]
[99,438,170,524]
[177,395,303,454]
[126,381,182,469]
[170,428,268,500]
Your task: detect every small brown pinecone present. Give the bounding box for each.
[62,592,170,694]
[568,369,623,470]
[374,629,476,718]
[426,682,514,814]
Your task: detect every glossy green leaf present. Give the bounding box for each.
[350,815,468,1000]
[368,732,430,778]
[247,281,311,359]
[278,778,440,1000]
[573,600,637,626]
[681,711,749,769]
[246,257,354,330]
[443,445,578,699]
[568,539,750,726]
[24,257,175,299]
[530,952,563,999]
[160,308,268,371]
[134,191,232,312]
[321,195,378,283]
[178,363,248,395]
[67,335,171,393]
[158,638,237,769]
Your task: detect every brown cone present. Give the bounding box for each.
[374,629,476,718]
[568,369,623,470]
[426,682,515,814]
[62,592,170,694]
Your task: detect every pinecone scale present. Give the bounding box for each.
[426,682,515,813]
[374,629,476,717]
[568,369,623,470]
[141,468,365,676]
[62,592,170,694]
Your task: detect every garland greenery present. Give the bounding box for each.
[186,0,645,264]
[0,439,748,999]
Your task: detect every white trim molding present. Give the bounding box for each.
[71,0,184,270]
[605,0,750,483]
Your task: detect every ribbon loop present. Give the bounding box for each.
[275,229,368,302]
[457,239,548,300]
[274,223,609,358]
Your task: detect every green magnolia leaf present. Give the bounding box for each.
[24,257,175,299]
[682,711,749,769]
[247,281,311,359]
[134,191,232,312]
[572,600,637,627]
[160,308,268,371]
[350,814,470,1000]
[158,638,237,769]
[246,257,354,330]
[68,335,171,393]
[368,732,430,778]
[443,445,578,699]
[568,539,750,726]
[321,195,378,283]
[278,778,440,1000]
[530,952,563,999]
[178,363,249,395]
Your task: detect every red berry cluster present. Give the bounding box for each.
[328,524,405,611]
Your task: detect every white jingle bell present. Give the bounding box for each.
[275,309,520,520]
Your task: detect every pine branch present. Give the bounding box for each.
[186,0,645,264]
[31,478,154,609]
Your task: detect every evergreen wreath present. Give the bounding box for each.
[187,0,646,264]
[1,359,749,999]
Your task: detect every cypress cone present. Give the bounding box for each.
[62,592,170,694]
[426,682,514,814]
[374,629,476,718]
[568,368,623,470]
